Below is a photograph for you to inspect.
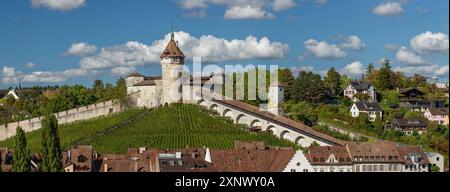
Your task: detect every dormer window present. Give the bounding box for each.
[77,155,87,163]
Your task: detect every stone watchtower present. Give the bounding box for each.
[268,82,285,116]
[160,32,185,105]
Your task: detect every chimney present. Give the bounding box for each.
[104,163,108,172]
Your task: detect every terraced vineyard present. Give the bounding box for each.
[0,108,146,152]
[1,104,297,154]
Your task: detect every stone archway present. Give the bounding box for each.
[197,99,207,107]
[210,104,219,112]
[236,114,247,125]
[267,125,277,136]
[295,136,309,147]
[222,109,234,121]
[280,130,291,141]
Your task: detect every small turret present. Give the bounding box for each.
[268,81,285,116]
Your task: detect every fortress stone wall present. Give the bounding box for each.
[0,100,122,141]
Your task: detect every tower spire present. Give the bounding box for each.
[171,22,174,40]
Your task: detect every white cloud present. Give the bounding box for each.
[179,0,208,9]
[178,0,295,19]
[66,42,97,56]
[340,35,366,51]
[385,44,401,51]
[80,31,289,70]
[303,39,346,59]
[31,0,86,11]
[111,66,137,77]
[25,62,36,68]
[2,66,97,84]
[396,47,429,66]
[341,61,365,77]
[410,31,449,53]
[273,0,296,12]
[224,5,275,19]
[315,0,328,5]
[394,65,449,77]
[373,2,404,16]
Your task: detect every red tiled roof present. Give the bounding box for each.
[160,35,185,58]
[307,146,352,165]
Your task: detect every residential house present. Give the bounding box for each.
[425,152,444,172]
[158,147,216,172]
[350,101,383,121]
[398,88,445,112]
[63,146,96,172]
[305,146,353,172]
[99,148,160,172]
[397,145,430,172]
[346,142,404,172]
[3,89,20,100]
[211,141,295,172]
[424,108,449,126]
[389,118,428,135]
[343,82,377,102]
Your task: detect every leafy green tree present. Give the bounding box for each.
[367,63,374,75]
[431,165,441,172]
[12,127,31,172]
[377,59,394,90]
[324,67,342,96]
[354,93,371,101]
[373,114,384,137]
[292,71,327,103]
[382,90,400,108]
[40,113,62,172]
[278,68,295,100]
[92,80,105,100]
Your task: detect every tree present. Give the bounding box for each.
[12,127,31,172]
[292,71,327,103]
[278,68,295,100]
[354,93,371,101]
[373,113,384,137]
[377,59,394,90]
[431,165,441,172]
[92,80,105,100]
[40,113,62,172]
[324,67,342,96]
[367,63,374,75]
[115,78,127,100]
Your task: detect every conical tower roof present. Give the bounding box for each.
[160,32,185,58]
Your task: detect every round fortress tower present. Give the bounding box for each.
[160,32,185,105]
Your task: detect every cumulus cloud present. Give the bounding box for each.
[373,2,404,16]
[273,0,296,12]
[410,31,449,53]
[339,35,366,51]
[385,44,401,51]
[340,61,365,77]
[303,39,346,59]
[396,47,429,66]
[224,5,275,19]
[394,65,449,77]
[31,0,86,11]
[25,62,36,68]
[66,42,98,56]
[178,0,296,19]
[2,66,97,84]
[79,31,288,70]
[111,66,137,76]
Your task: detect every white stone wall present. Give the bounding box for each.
[0,100,122,141]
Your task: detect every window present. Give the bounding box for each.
[362,165,367,172]
[356,165,360,172]
[77,155,87,163]
[374,165,378,172]
[380,165,385,171]
[303,169,309,172]
[291,169,296,172]
[330,167,335,172]
[436,157,440,161]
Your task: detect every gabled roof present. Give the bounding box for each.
[160,33,185,58]
[127,72,144,78]
[427,108,449,116]
[348,82,373,90]
[393,118,428,129]
[346,141,403,163]
[353,102,382,111]
[307,146,352,165]
[396,145,430,165]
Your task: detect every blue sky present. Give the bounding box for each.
[0,0,448,88]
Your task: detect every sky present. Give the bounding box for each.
[0,0,448,88]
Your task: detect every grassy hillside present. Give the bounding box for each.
[1,104,297,154]
[0,109,146,152]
